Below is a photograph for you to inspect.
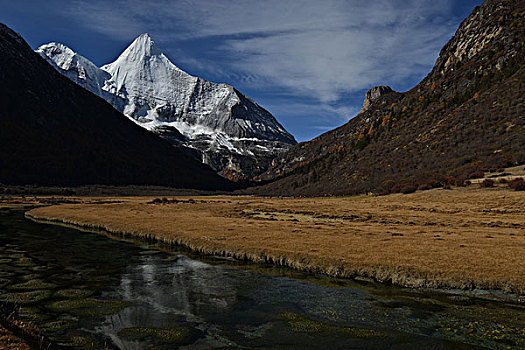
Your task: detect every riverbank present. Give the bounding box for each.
[0,302,52,350]
[26,186,525,295]
[0,324,31,350]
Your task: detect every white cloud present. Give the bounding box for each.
[64,0,468,138]
[257,98,359,140]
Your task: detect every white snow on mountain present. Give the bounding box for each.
[37,34,296,178]
[37,42,112,99]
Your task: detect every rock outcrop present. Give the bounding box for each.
[360,86,395,113]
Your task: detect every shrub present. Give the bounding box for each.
[454,177,467,187]
[390,183,402,193]
[508,178,525,191]
[417,183,431,191]
[392,183,418,194]
[381,179,396,192]
[480,179,495,188]
[469,170,485,179]
[401,184,418,194]
[418,179,441,191]
[445,177,457,186]
[498,178,508,184]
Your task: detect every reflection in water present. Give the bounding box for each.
[102,254,240,348]
[120,255,238,316]
[0,210,524,349]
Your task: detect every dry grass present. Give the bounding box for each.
[0,303,49,350]
[26,186,525,294]
[0,195,126,209]
[0,325,31,350]
[0,196,39,209]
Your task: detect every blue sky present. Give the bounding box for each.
[2,0,482,142]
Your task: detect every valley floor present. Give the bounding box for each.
[24,186,525,295]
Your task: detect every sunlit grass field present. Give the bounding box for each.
[25,185,525,294]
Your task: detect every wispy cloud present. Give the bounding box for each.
[257,98,360,141]
[64,0,467,139]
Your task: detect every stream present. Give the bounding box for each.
[0,208,523,349]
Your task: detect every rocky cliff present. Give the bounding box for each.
[360,86,395,113]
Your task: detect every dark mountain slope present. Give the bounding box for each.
[252,0,524,196]
[0,23,233,190]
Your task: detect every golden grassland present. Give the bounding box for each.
[23,185,525,294]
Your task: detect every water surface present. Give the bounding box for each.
[0,209,523,349]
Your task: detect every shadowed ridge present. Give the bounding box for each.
[0,23,236,190]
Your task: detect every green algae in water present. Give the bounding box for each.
[12,257,35,267]
[41,319,77,332]
[438,320,525,348]
[30,265,51,272]
[0,289,51,304]
[7,252,26,258]
[47,298,132,316]
[0,278,10,288]
[280,312,388,339]
[437,304,525,349]
[55,288,93,299]
[139,250,161,255]
[20,273,42,281]
[118,327,191,342]
[7,279,55,291]
[18,306,50,323]
[5,248,26,254]
[54,330,95,349]
[0,270,15,278]
[436,303,525,347]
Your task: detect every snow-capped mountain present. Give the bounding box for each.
[37,34,296,179]
[1,23,231,190]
